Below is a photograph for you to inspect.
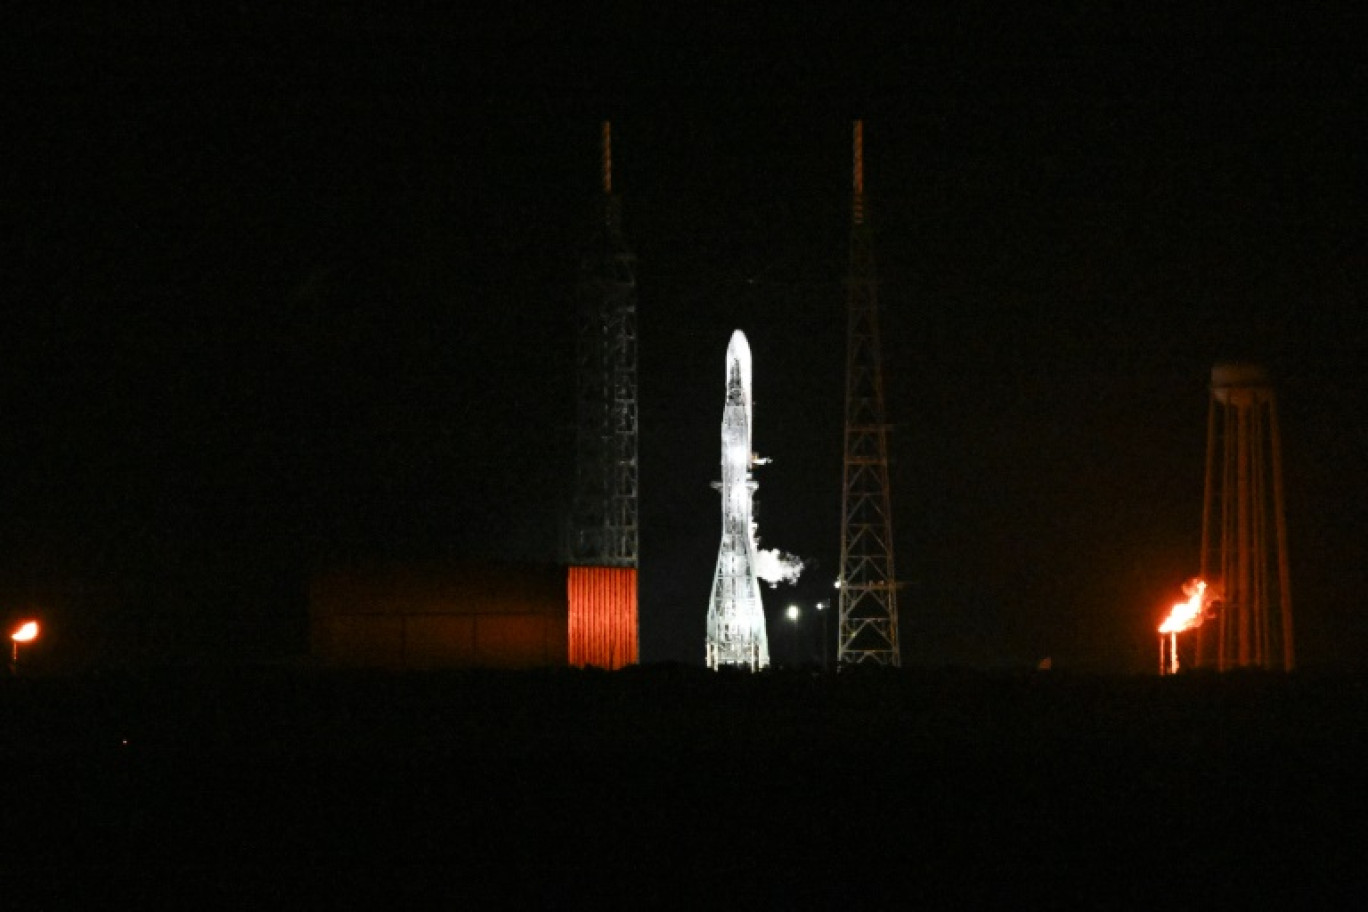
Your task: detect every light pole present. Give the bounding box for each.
[785,604,800,667]
[10,620,39,675]
[815,600,829,672]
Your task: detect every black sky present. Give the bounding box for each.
[5,8,1366,670]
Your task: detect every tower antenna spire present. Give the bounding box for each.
[602,121,612,196]
[852,119,864,226]
[837,119,901,667]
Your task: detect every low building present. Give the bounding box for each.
[310,560,636,670]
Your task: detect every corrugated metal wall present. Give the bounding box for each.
[567,566,638,669]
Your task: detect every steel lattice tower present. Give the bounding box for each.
[1195,364,1294,670]
[837,120,901,666]
[570,122,639,568]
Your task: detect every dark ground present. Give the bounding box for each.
[2,665,1365,905]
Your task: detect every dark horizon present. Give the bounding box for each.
[6,9,1366,672]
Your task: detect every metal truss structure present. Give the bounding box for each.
[570,122,639,569]
[837,120,901,667]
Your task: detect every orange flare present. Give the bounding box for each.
[1159,580,1207,634]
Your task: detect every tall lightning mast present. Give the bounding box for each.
[837,120,902,666]
[570,121,639,569]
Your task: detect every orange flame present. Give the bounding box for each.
[11,621,39,643]
[1158,579,1207,634]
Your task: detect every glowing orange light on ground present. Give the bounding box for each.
[1159,580,1207,674]
[1159,580,1207,635]
[9,619,40,670]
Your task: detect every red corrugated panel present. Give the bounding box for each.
[567,566,638,669]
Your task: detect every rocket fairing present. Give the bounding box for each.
[706,329,770,670]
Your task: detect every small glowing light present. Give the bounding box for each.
[11,621,38,643]
[816,601,828,611]
[786,605,800,622]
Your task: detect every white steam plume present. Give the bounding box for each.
[755,549,804,587]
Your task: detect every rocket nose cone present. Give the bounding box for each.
[727,329,750,362]
[726,329,752,393]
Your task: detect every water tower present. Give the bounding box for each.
[1196,364,1294,670]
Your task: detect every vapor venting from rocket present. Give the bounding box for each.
[756,549,804,587]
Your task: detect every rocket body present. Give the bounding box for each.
[706,330,770,670]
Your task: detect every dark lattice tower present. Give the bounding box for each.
[837,120,901,666]
[570,122,639,568]
[1195,364,1294,670]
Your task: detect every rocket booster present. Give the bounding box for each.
[706,329,770,670]
[720,330,754,515]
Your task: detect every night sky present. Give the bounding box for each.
[6,9,1366,671]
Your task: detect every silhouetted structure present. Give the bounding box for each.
[567,122,639,666]
[309,561,569,669]
[310,561,636,670]
[570,121,639,570]
[1196,364,1294,670]
[837,121,901,666]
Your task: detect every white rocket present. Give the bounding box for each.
[706,329,770,670]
